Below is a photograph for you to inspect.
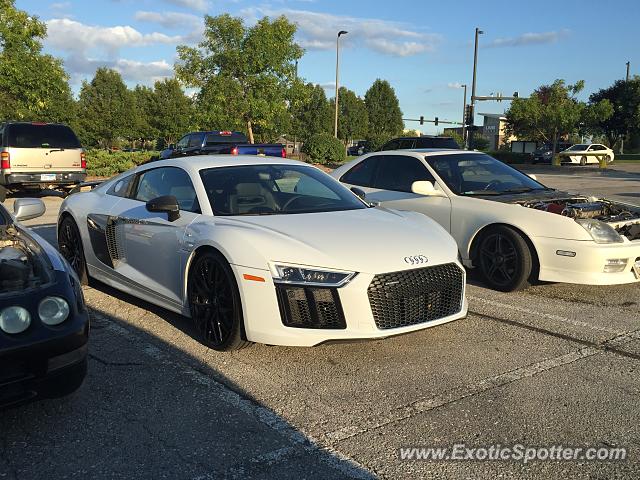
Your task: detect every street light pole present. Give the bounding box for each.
[334,30,348,139]
[621,61,631,154]
[461,84,467,147]
[468,27,483,149]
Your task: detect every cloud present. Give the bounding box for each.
[65,54,173,83]
[134,10,202,30]
[486,30,570,48]
[162,0,210,13]
[46,18,181,57]
[241,8,441,57]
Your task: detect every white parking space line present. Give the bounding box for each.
[468,295,622,335]
[90,310,373,480]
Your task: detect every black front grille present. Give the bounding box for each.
[367,263,464,330]
[276,285,346,329]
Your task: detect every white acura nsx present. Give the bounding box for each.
[57,155,467,350]
[332,150,640,291]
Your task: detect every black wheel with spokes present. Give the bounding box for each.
[187,250,251,351]
[58,215,89,285]
[476,226,533,292]
[580,156,587,166]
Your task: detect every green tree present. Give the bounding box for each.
[505,79,590,153]
[364,79,404,147]
[0,0,74,122]
[331,87,368,144]
[76,68,133,148]
[290,82,332,142]
[175,14,303,143]
[588,77,640,150]
[150,78,193,147]
[130,85,158,148]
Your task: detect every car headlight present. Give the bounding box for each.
[575,219,624,244]
[271,263,356,287]
[0,306,31,334]
[38,296,70,325]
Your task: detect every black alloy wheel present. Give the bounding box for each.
[580,156,587,166]
[58,216,89,285]
[187,251,251,351]
[477,226,533,292]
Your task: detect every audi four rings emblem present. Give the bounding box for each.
[404,255,428,265]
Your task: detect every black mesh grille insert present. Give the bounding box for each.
[367,263,464,330]
[276,285,346,329]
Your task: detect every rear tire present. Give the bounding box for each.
[580,156,587,166]
[475,226,533,292]
[187,251,251,351]
[58,216,89,285]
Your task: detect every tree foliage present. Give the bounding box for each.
[150,78,193,146]
[76,68,134,148]
[364,79,404,145]
[331,87,368,143]
[175,14,303,143]
[0,0,74,122]
[588,77,640,149]
[301,132,346,164]
[289,81,332,141]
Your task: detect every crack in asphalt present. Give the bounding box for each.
[88,353,146,367]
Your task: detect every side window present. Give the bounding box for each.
[176,135,190,150]
[383,140,400,150]
[107,174,134,198]
[374,155,435,193]
[340,156,380,187]
[188,133,204,148]
[398,139,415,149]
[134,167,200,213]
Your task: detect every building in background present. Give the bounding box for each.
[478,113,514,150]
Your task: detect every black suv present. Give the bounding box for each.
[380,136,460,151]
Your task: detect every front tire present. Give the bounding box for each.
[476,226,533,292]
[187,251,251,351]
[580,156,587,166]
[58,216,89,285]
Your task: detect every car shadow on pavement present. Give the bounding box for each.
[0,301,373,479]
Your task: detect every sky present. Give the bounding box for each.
[15,0,640,135]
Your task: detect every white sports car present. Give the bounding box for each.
[57,155,467,350]
[332,150,640,291]
[560,143,614,165]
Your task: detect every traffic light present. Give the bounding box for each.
[434,117,438,126]
[419,115,424,125]
[465,105,474,126]
[513,91,519,98]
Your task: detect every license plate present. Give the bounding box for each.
[634,260,640,279]
[40,174,56,181]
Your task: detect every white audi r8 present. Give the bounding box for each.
[57,155,467,350]
[332,150,640,292]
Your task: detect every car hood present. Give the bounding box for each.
[211,207,459,274]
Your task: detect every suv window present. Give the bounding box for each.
[188,133,204,148]
[7,123,81,149]
[340,156,380,187]
[176,135,189,150]
[382,139,400,150]
[107,174,134,198]
[374,155,435,193]
[415,137,459,149]
[134,167,199,213]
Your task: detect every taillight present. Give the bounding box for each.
[80,152,87,169]
[231,147,239,155]
[281,147,287,158]
[1,152,10,170]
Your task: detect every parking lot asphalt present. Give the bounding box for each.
[1,165,639,479]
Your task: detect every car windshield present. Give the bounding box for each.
[567,144,589,151]
[200,164,367,216]
[425,153,549,196]
[7,124,81,149]
[205,132,248,145]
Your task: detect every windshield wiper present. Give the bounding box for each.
[462,190,502,196]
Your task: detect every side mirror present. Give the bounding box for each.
[146,195,180,222]
[13,198,45,221]
[350,187,366,201]
[528,174,538,181]
[411,181,445,197]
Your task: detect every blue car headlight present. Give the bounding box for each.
[0,306,31,334]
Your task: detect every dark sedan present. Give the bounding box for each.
[0,198,88,408]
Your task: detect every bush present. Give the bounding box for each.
[86,150,158,177]
[365,133,391,152]
[301,133,346,164]
[471,136,490,151]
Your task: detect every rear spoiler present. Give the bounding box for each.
[69,181,103,195]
